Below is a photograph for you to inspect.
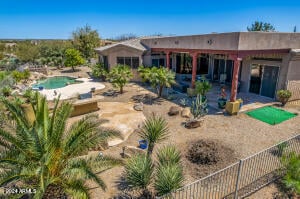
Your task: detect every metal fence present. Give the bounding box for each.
[158,134,300,199]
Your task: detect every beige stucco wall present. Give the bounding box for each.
[238,32,300,50]
[98,46,144,69]
[141,32,300,51]
[239,55,290,93]
[141,32,240,50]
[286,53,300,81]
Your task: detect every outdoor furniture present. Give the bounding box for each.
[219,74,227,85]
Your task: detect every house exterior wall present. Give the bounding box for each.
[141,32,240,50]
[287,55,300,81]
[98,46,144,69]
[141,32,300,51]
[239,55,290,93]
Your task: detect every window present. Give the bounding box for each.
[116,57,139,68]
[152,58,165,67]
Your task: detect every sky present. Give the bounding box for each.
[0,0,300,39]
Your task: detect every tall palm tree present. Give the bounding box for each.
[139,114,169,156]
[138,66,175,97]
[0,93,121,198]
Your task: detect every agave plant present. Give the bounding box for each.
[139,114,169,156]
[0,93,121,198]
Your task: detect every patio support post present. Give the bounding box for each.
[165,51,170,69]
[230,57,242,102]
[191,52,198,88]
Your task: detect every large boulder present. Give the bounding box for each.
[185,119,203,129]
[122,146,146,158]
[181,107,191,118]
[133,102,144,111]
[168,106,181,116]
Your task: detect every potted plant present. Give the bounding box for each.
[277,90,292,106]
[218,86,227,109]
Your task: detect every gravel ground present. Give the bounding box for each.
[88,82,300,199]
[51,67,300,199]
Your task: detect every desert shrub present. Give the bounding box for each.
[1,86,12,97]
[281,153,300,195]
[91,63,108,80]
[187,140,222,165]
[277,90,292,106]
[195,77,212,96]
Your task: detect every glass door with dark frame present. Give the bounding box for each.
[249,64,263,94]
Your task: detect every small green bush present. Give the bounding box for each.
[277,90,292,106]
[91,63,108,80]
[1,86,11,97]
[281,153,300,195]
[195,77,212,96]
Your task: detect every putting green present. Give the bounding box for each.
[246,106,297,125]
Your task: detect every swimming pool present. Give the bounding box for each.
[33,76,83,89]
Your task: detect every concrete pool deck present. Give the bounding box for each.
[38,77,105,100]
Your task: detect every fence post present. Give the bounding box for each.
[234,159,243,199]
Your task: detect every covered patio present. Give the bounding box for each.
[205,82,275,113]
[151,48,289,104]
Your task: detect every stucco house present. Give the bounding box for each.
[95,32,300,102]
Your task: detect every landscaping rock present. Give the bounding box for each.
[168,106,181,116]
[133,102,144,111]
[185,119,203,129]
[122,146,146,158]
[181,107,191,118]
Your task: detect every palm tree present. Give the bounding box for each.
[139,114,169,156]
[0,93,121,198]
[108,64,133,94]
[138,66,175,97]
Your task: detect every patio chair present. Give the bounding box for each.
[219,74,227,85]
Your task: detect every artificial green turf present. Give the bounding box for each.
[246,106,297,125]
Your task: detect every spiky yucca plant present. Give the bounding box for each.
[157,145,181,166]
[139,114,169,156]
[124,145,183,197]
[155,164,184,196]
[0,93,121,198]
[124,154,154,192]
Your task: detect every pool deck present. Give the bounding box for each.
[38,77,105,100]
